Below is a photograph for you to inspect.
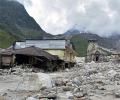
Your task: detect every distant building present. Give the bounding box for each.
[85,39,109,62]
[14,39,76,67]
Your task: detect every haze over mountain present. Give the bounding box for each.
[65,29,119,48]
[0,0,50,48]
[16,0,120,36]
[63,29,120,56]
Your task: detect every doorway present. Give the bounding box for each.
[95,54,100,62]
[94,51,100,62]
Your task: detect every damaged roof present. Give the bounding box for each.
[1,46,59,60]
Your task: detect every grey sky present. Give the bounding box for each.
[16,0,120,36]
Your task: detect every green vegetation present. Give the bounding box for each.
[20,28,44,39]
[71,35,88,57]
[0,0,51,48]
[0,29,16,48]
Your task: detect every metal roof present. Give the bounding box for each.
[15,40,67,49]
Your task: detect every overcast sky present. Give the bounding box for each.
[16,0,120,36]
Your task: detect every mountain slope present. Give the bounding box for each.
[0,0,51,48]
[0,28,16,48]
[64,29,120,57]
[71,35,88,57]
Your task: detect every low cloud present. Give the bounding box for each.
[16,0,120,36]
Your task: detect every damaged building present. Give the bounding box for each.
[14,39,76,68]
[0,46,61,71]
[85,39,110,62]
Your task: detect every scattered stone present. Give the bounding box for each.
[40,86,47,91]
[66,91,74,99]
[1,61,120,99]
[98,86,106,90]
[37,73,53,89]
[65,68,69,72]
[74,92,84,98]
[26,97,38,100]
[108,70,117,78]
[62,86,72,91]
[115,90,120,98]
[47,93,57,99]
[74,88,80,93]
[66,82,73,86]
[72,77,81,86]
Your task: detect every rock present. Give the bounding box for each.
[98,86,106,90]
[47,93,57,99]
[115,74,120,81]
[66,92,74,99]
[54,79,63,86]
[108,70,117,78]
[88,69,98,75]
[17,73,53,91]
[66,82,73,86]
[26,97,38,100]
[65,68,69,72]
[74,92,84,98]
[37,73,53,88]
[74,88,80,93]
[54,78,68,86]
[72,77,81,86]
[115,90,120,98]
[62,86,72,91]
[40,86,47,91]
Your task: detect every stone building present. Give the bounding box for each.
[85,39,109,62]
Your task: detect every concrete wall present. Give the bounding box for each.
[45,49,65,60]
[45,49,75,62]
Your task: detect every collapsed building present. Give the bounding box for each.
[0,39,75,71]
[0,46,61,71]
[14,39,76,68]
[85,39,110,62]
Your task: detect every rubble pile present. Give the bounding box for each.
[48,61,120,100]
[1,61,120,100]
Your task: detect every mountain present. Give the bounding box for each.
[0,0,51,48]
[64,29,120,56]
[64,29,80,35]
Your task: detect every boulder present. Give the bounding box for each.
[37,73,53,89]
[74,92,84,98]
[115,90,120,98]
[26,97,38,100]
[72,77,81,86]
[66,92,74,99]
[17,73,53,91]
[108,70,117,78]
[62,86,72,91]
